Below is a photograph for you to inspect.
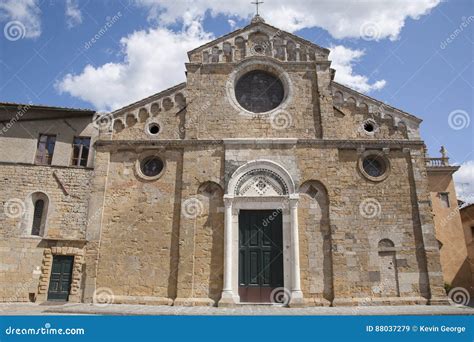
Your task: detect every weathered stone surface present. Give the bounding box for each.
[0,17,456,308]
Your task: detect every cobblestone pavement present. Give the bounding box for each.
[1,303,474,316]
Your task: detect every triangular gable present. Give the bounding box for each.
[188,17,329,63]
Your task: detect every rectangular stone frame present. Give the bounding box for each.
[219,194,304,306]
[36,246,84,303]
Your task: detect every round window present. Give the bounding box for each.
[235,70,284,113]
[364,122,374,133]
[140,157,164,178]
[362,119,378,135]
[359,153,389,181]
[363,157,384,177]
[148,123,160,135]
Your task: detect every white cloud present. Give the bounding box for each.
[134,0,440,40]
[454,160,474,204]
[227,19,236,30]
[58,0,441,109]
[56,22,212,111]
[329,45,386,93]
[0,0,41,39]
[65,0,82,28]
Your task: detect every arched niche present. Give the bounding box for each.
[234,36,246,60]
[298,180,333,305]
[193,181,225,304]
[286,40,296,61]
[333,91,344,106]
[377,238,400,297]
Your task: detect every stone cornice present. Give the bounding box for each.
[95,139,425,151]
[426,165,460,174]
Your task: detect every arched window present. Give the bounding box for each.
[31,199,45,236]
[23,191,49,237]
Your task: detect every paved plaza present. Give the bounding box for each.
[1,303,473,316]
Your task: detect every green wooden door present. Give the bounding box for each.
[47,255,74,301]
[239,210,283,302]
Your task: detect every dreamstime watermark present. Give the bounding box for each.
[448,109,470,130]
[440,199,473,228]
[440,16,474,49]
[5,323,85,336]
[3,20,26,41]
[182,198,203,219]
[447,287,470,307]
[270,109,292,130]
[92,112,114,131]
[84,11,122,50]
[93,287,115,307]
[359,198,381,219]
[3,198,26,218]
[270,287,291,305]
[359,22,381,41]
[0,103,32,136]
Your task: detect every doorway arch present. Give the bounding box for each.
[219,159,304,306]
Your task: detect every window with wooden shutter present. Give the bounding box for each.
[35,134,56,165]
[71,137,91,167]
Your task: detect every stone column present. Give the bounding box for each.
[289,194,304,307]
[218,195,238,306]
[407,148,449,304]
[82,146,111,303]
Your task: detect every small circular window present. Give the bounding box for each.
[363,157,384,177]
[148,123,160,135]
[235,70,284,113]
[362,119,378,135]
[140,156,164,178]
[359,152,390,181]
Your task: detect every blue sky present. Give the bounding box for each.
[0,0,472,197]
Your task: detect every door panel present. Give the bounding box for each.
[47,255,74,301]
[239,210,283,303]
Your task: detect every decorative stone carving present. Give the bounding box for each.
[234,169,288,196]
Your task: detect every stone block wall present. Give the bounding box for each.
[0,163,93,302]
[185,61,322,140]
[95,148,183,303]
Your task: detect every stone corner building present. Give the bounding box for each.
[1,16,461,307]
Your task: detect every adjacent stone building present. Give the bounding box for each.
[1,16,458,307]
[460,203,474,293]
[426,147,473,296]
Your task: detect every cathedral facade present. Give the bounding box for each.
[0,16,450,307]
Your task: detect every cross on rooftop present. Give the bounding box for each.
[251,0,264,15]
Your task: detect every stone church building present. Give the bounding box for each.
[1,15,467,307]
